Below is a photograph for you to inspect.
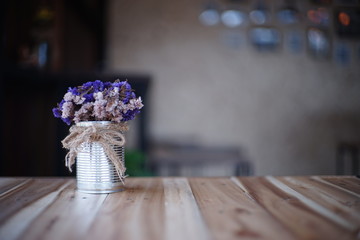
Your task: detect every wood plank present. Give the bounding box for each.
[0,178,68,224]
[278,176,360,225]
[318,176,360,195]
[16,180,107,240]
[300,177,360,205]
[0,178,28,195]
[84,178,166,240]
[163,178,210,240]
[189,177,296,240]
[239,177,357,240]
[0,180,72,240]
[272,177,358,232]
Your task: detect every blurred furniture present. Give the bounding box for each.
[336,142,359,175]
[1,176,359,240]
[149,143,252,176]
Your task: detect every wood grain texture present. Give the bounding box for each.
[17,180,107,240]
[319,176,360,195]
[0,180,72,240]
[163,178,211,240]
[0,176,359,240]
[267,176,357,231]
[0,178,67,225]
[288,176,360,212]
[189,177,296,240]
[278,176,360,230]
[238,177,357,240]
[0,178,28,195]
[85,178,165,240]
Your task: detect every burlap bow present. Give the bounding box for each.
[61,122,129,182]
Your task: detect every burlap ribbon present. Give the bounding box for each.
[61,122,129,182]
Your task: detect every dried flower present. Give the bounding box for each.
[52,80,143,125]
[61,101,74,118]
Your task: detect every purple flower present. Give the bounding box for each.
[68,87,80,96]
[112,81,124,88]
[122,109,140,122]
[93,80,104,91]
[114,81,134,103]
[61,117,72,125]
[59,99,65,108]
[52,107,62,118]
[83,93,94,103]
[104,81,112,89]
[82,81,93,89]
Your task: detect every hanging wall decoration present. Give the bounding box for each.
[307,7,330,26]
[249,0,270,25]
[334,7,360,39]
[277,1,301,25]
[334,42,351,65]
[199,2,221,26]
[250,27,281,51]
[307,27,331,59]
[221,9,247,28]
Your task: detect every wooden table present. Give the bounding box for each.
[0,176,359,240]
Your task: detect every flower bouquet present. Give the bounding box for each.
[53,79,143,193]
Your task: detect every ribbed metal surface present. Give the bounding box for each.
[76,121,125,194]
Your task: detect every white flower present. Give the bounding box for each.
[111,108,123,122]
[73,102,94,123]
[93,99,107,119]
[113,115,123,123]
[118,101,130,113]
[106,99,118,112]
[94,92,104,100]
[64,92,85,105]
[73,95,85,105]
[63,92,74,101]
[109,87,119,97]
[128,97,144,110]
[61,101,74,118]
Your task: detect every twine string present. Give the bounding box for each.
[61,123,128,182]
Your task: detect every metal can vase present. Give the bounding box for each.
[76,121,125,194]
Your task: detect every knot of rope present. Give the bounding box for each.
[61,122,129,182]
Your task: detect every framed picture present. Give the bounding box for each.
[307,8,330,26]
[307,27,331,59]
[249,27,281,51]
[334,42,351,66]
[334,7,360,39]
[277,7,300,25]
[221,10,247,28]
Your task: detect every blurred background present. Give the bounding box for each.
[1,0,360,177]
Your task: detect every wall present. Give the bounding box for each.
[105,0,360,175]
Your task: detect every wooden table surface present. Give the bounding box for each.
[0,176,359,240]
